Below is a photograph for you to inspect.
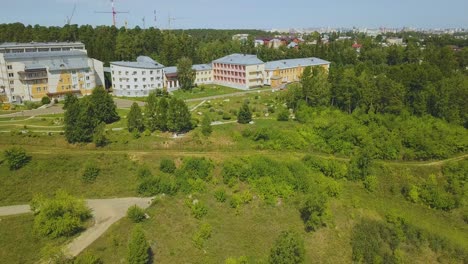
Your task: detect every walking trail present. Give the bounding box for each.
[0,197,154,257]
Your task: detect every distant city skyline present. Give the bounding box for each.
[1,0,467,30]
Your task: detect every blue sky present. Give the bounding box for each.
[1,0,467,29]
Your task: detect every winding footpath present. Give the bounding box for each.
[0,197,154,257]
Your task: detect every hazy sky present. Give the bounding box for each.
[1,0,467,29]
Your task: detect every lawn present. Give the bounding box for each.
[0,214,58,263]
[172,84,255,100]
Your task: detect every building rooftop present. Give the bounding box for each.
[192,64,212,71]
[265,57,330,70]
[164,66,177,75]
[111,56,164,69]
[213,53,264,66]
[164,64,212,75]
[3,50,87,60]
[4,51,91,71]
[0,42,85,49]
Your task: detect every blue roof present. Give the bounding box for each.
[265,57,330,70]
[213,53,264,65]
[111,56,164,69]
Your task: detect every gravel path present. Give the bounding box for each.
[0,197,154,257]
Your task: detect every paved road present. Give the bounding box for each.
[0,197,154,257]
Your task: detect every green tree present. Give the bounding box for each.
[4,147,31,170]
[89,86,119,124]
[167,97,192,133]
[299,192,330,232]
[201,114,212,136]
[155,97,169,131]
[31,191,91,238]
[93,122,107,147]
[237,101,252,124]
[127,225,150,264]
[301,66,331,107]
[177,57,196,91]
[64,97,99,143]
[269,231,305,264]
[63,92,78,110]
[127,102,145,133]
[145,91,158,132]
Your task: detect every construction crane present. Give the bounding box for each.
[65,4,76,25]
[94,0,129,27]
[167,13,186,30]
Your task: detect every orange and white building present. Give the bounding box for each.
[264,57,330,88]
[0,42,104,103]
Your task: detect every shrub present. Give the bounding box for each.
[74,253,103,264]
[191,201,208,219]
[214,189,227,203]
[160,158,176,174]
[137,176,178,196]
[237,101,252,124]
[176,157,213,181]
[82,164,100,183]
[127,225,150,264]
[192,223,212,249]
[222,113,232,120]
[137,165,153,179]
[4,147,31,170]
[277,108,289,121]
[127,205,146,223]
[363,175,378,192]
[269,231,305,264]
[41,96,51,105]
[31,191,91,238]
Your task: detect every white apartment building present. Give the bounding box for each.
[0,42,104,103]
[110,56,165,97]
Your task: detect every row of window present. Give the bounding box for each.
[113,70,161,76]
[196,78,212,83]
[36,87,48,92]
[115,83,162,89]
[113,77,161,83]
[213,63,247,71]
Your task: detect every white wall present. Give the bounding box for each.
[111,64,164,97]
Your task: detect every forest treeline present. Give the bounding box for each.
[0,23,467,126]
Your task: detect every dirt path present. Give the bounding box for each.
[0,197,153,257]
[0,205,30,216]
[65,197,153,257]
